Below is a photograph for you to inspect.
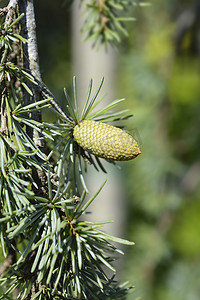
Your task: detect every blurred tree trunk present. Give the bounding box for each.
[71,0,126,275]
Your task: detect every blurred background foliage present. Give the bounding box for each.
[118,0,200,299]
[1,0,200,299]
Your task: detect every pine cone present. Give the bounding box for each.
[73,120,141,161]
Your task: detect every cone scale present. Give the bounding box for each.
[73,120,141,161]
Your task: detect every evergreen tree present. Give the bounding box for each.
[0,1,146,298]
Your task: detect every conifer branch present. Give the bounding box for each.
[0,1,143,298]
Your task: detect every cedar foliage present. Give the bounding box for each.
[0,0,146,299]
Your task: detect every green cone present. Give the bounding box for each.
[73,120,141,161]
